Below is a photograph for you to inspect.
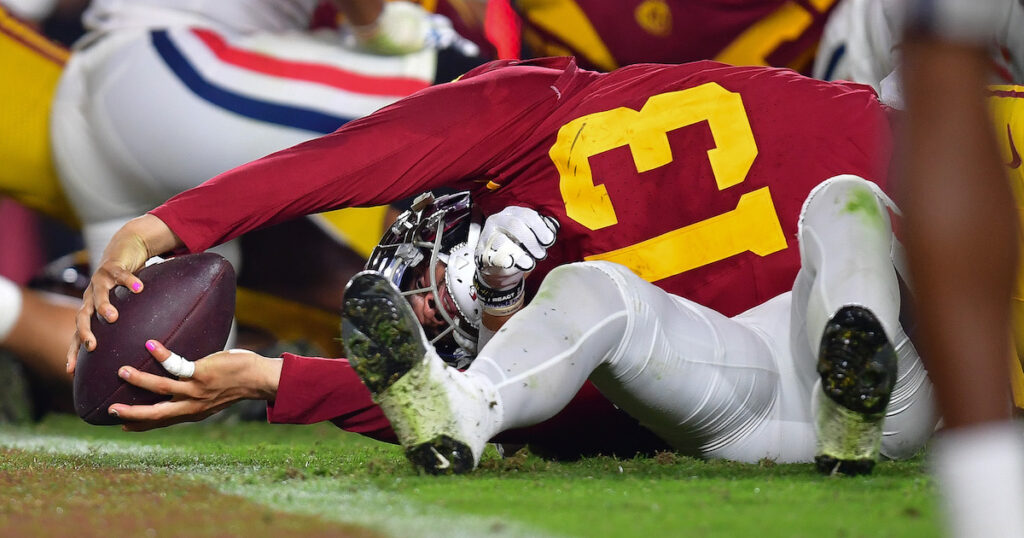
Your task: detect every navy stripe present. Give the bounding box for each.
[821,43,846,82]
[151,30,349,134]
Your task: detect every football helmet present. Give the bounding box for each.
[365,191,481,366]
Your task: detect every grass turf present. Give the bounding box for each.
[0,413,942,537]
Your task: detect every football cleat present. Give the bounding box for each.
[814,305,898,476]
[341,271,496,475]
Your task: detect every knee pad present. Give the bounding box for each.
[797,174,898,264]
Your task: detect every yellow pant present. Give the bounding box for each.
[0,7,77,227]
[989,85,1024,409]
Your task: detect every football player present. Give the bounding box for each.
[110,184,936,472]
[74,57,926,472]
[514,0,840,74]
[416,0,841,74]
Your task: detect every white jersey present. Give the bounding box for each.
[82,0,319,34]
[815,0,1024,96]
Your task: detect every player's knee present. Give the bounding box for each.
[799,174,890,229]
[537,262,627,306]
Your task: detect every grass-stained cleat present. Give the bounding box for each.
[814,305,898,476]
[341,271,495,475]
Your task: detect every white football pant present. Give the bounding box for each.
[464,175,937,462]
[50,23,439,270]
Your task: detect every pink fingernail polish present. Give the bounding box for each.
[146,341,156,351]
[131,282,142,292]
[119,368,130,379]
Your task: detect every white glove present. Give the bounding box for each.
[348,1,469,56]
[475,206,559,291]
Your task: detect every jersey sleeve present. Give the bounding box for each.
[266,353,396,443]
[268,352,668,455]
[151,59,571,253]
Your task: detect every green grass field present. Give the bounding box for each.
[0,414,943,537]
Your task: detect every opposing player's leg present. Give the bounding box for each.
[343,261,791,474]
[0,275,77,383]
[794,174,936,474]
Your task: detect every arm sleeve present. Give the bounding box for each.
[267,353,667,453]
[150,60,568,253]
[266,353,396,443]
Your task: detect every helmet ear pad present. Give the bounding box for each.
[444,230,482,331]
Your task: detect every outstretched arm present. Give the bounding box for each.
[108,340,281,431]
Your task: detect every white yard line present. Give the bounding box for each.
[0,432,558,538]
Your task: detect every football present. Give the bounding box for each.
[73,253,236,425]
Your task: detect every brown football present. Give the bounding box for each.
[73,253,235,425]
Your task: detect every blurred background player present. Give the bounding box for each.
[812,0,1024,412]
[899,0,1024,537]
[415,0,840,74]
[50,0,480,274]
[514,0,839,74]
[0,3,85,420]
[106,183,938,472]
[814,0,1024,92]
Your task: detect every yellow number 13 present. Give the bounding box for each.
[548,82,788,282]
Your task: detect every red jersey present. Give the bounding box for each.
[154,57,892,317]
[516,0,840,74]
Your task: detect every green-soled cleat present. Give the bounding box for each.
[341,271,496,475]
[814,305,898,476]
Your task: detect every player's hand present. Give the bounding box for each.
[107,340,282,432]
[67,215,182,374]
[475,206,560,290]
[348,1,463,55]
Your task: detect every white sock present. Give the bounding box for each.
[0,275,23,342]
[931,421,1024,538]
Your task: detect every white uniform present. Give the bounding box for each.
[464,175,937,462]
[814,0,1024,96]
[50,0,443,269]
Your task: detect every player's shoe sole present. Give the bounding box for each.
[814,305,897,476]
[341,271,477,475]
